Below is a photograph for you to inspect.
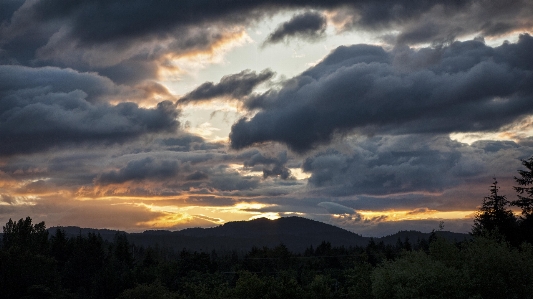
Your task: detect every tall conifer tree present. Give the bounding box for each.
[472,179,516,242]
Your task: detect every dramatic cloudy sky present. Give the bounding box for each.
[1,0,533,236]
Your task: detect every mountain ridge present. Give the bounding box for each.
[44,216,470,253]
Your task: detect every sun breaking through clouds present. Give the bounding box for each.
[1,0,533,236]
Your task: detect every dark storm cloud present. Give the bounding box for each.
[0,1,355,48]
[95,150,269,193]
[178,69,275,105]
[0,66,179,156]
[97,60,160,85]
[95,157,179,185]
[0,0,262,68]
[342,195,436,212]
[243,150,293,180]
[0,0,24,25]
[392,0,533,45]
[0,65,134,103]
[299,134,532,201]
[2,0,530,70]
[263,11,327,46]
[209,167,260,191]
[230,35,533,152]
[1,0,532,236]
[0,149,109,192]
[186,171,209,181]
[471,140,520,153]
[518,137,533,147]
[302,135,476,196]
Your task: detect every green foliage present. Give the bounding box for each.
[428,236,461,268]
[371,251,464,299]
[341,263,373,298]
[233,271,268,298]
[461,237,533,299]
[117,281,177,299]
[178,271,231,299]
[232,270,307,299]
[306,274,334,299]
[372,236,533,299]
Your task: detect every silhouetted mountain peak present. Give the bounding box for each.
[47,216,469,253]
[175,216,363,239]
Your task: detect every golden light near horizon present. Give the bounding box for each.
[249,212,281,220]
[135,212,195,228]
[450,115,533,145]
[1,1,533,237]
[357,210,476,222]
[124,201,282,229]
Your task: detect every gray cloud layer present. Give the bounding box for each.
[1,0,533,235]
[0,65,179,156]
[95,157,179,185]
[1,0,531,79]
[231,35,533,152]
[242,150,293,180]
[6,0,527,45]
[303,135,492,196]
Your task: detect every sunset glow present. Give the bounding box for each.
[1,0,533,236]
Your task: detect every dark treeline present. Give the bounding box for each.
[2,217,533,299]
[1,157,533,299]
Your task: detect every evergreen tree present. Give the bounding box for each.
[2,216,49,254]
[472,179,517,243]
[512,156,533,215]
[512,156,533,243]
[1,217,60,298]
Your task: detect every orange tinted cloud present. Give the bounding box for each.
[158,28,251,80]
[105,81,178,108]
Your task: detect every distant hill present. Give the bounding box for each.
[128,217,369,253]
[47,216,470,253]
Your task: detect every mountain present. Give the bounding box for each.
[127,217,369,253]
[48,216,470,253]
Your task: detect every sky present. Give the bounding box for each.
[1,0,533,237]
